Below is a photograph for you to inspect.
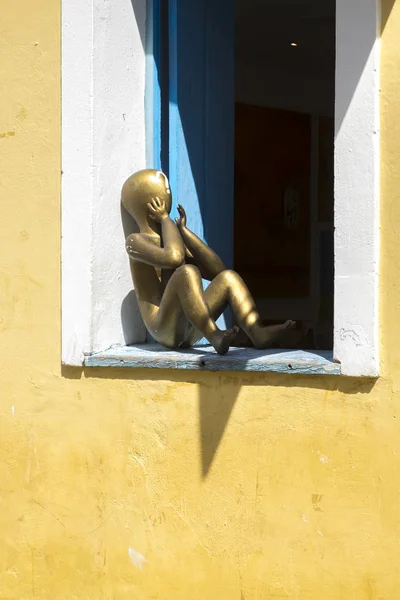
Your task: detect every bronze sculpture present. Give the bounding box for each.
[122,169,295,355]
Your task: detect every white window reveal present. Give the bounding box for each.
[62,0,147,367]
[334,0,380,376]
[62,0,380,376]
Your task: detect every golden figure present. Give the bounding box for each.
[122,169,294,355]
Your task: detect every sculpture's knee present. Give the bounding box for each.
[219,269,239,287]
[175,264,201,282]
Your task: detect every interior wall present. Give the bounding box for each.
[235,0,335,116]
[236,63,334,116]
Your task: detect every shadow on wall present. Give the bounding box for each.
[130,0,146,50]
[382,0,395,29]
[72,365,377,477]
[334,0,392,136]
[197,371,376,477]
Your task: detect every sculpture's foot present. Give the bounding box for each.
[256,320,296,349]
[230,327,253,348]
[210,326,240,355]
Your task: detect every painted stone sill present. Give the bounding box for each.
[84,344,341,375]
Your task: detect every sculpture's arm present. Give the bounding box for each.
[126,197,185,269]
[175,205,226,281]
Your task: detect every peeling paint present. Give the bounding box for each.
[317,451,329,464]
[128,547,147,570]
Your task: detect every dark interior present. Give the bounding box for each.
[234,0,335,349]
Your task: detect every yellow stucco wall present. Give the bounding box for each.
[1,1,400,598]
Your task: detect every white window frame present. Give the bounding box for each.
[62,0,380,377]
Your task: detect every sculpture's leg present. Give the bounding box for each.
[152,265,237,355]
[187,270,295,349]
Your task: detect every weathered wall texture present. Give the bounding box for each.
[1,0,400,598]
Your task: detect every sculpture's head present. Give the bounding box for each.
[122,169,172,229]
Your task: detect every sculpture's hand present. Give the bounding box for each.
[147,196,168,223]
[174,202,225,279]
[175,204,187,229]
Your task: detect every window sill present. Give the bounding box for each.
[84,344,341,375]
